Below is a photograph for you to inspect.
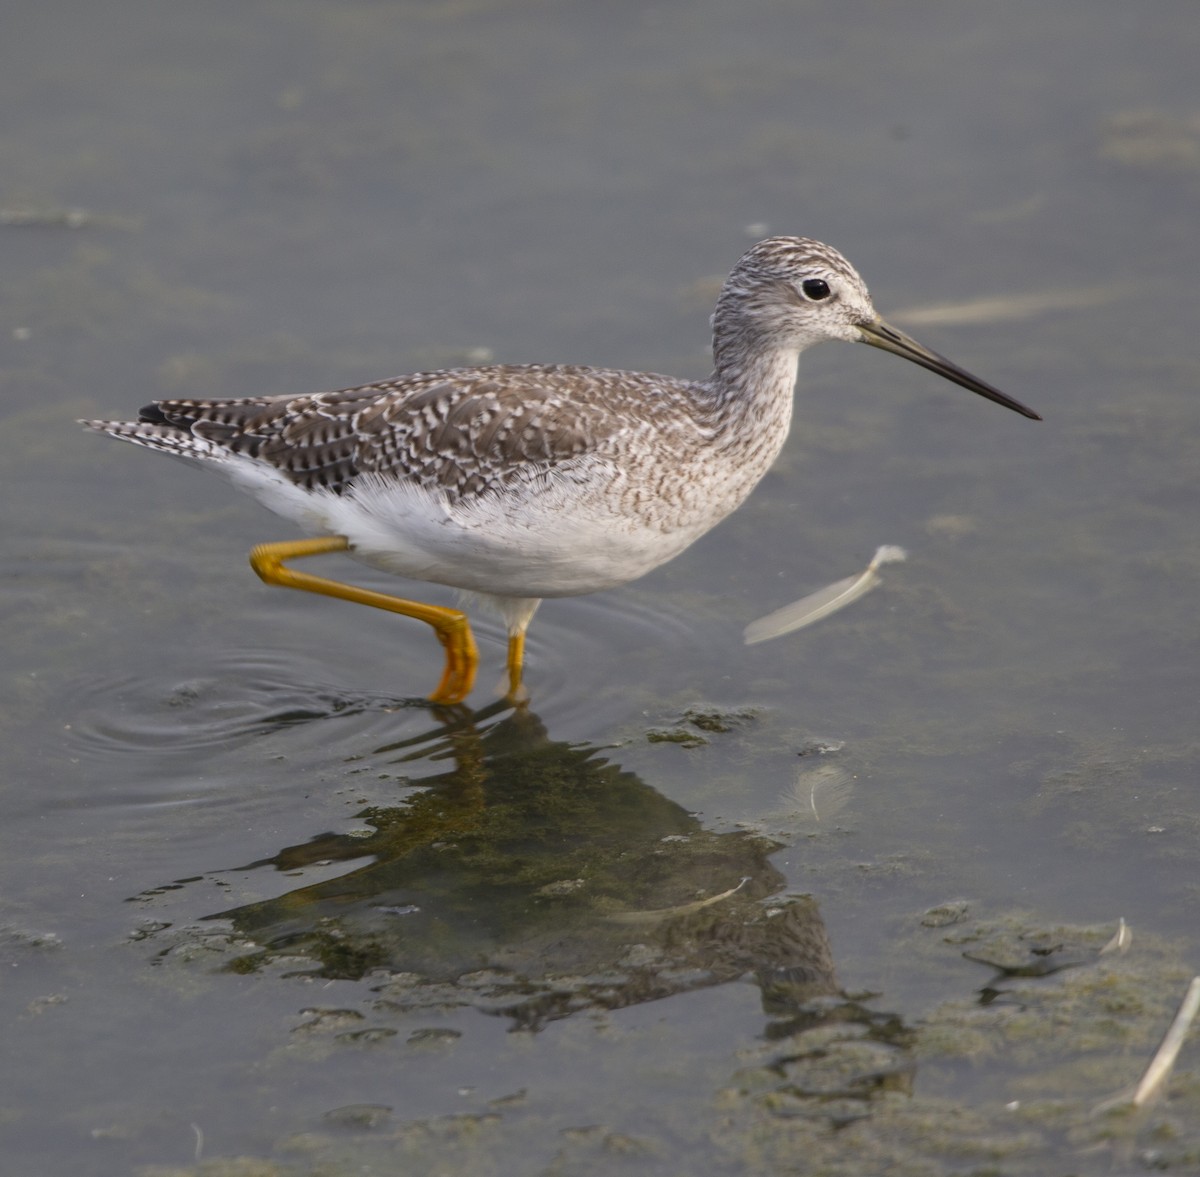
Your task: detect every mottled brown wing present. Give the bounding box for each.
[352,373,601,498]
[140,365,648,500]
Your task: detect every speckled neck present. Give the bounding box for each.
[701,293,803,474]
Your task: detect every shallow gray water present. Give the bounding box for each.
[3,3,1200,1173]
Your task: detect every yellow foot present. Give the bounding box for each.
[427,612,480,706]
[502,628,528,703]
[248,536,480,705]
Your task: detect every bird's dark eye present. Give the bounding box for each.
[801,278,831,301]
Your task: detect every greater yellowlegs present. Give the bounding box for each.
[84,236,1040,704]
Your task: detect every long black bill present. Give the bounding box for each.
[858,317,1042,421]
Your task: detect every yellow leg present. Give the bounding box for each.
[505,628,528,703]
[249,536,479,706]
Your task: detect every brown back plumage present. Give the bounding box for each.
[88,362,697,502]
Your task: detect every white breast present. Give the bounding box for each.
[225,455,724,599]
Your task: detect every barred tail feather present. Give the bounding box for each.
[80,419,232,465]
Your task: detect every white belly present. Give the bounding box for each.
[225,457,731,599]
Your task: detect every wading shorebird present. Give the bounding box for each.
[84,236,1040,704]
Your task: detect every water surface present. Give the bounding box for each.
[4,3,1200,1173]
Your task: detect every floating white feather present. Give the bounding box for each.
[744,545,907,645]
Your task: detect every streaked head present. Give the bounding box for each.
[715,236,1041,420]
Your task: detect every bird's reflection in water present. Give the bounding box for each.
[207,701,901,1050]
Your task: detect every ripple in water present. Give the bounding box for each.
[62,648,424,761]
[513,590,707,731]
[62,590,708,762]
